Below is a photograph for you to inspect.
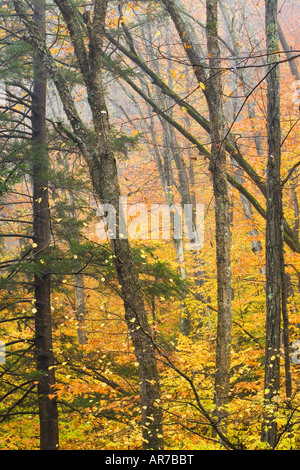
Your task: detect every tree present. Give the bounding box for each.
[12,0,164,450]
[261,0,283,449]
[205,0,232,429]
[31,0,59,450]
[159,0,232,429]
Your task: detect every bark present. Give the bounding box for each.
[13,0,164,449]
[206,0,232,430]
[31,0,59,450]
[261,0,283,449]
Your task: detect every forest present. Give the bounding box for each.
[0,0,299,452]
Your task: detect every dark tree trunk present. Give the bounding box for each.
[31,0,59,450]
[261,0,283,449]
[13,0,164,450]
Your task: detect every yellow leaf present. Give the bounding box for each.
[199,82,206,90]
[170,69,177,80]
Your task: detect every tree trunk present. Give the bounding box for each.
[160,0,232,431]
[277,21,300,80]
[31,0,59,450]
[261,0,283,449]
[73,273,87,346]
[206,0,232,431]
[13,0,164,450]
[87,2,164,448]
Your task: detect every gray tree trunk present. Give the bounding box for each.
[206,0,232,431]
[160,0,232,432]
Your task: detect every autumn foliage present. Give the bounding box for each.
[0,0,300,451]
